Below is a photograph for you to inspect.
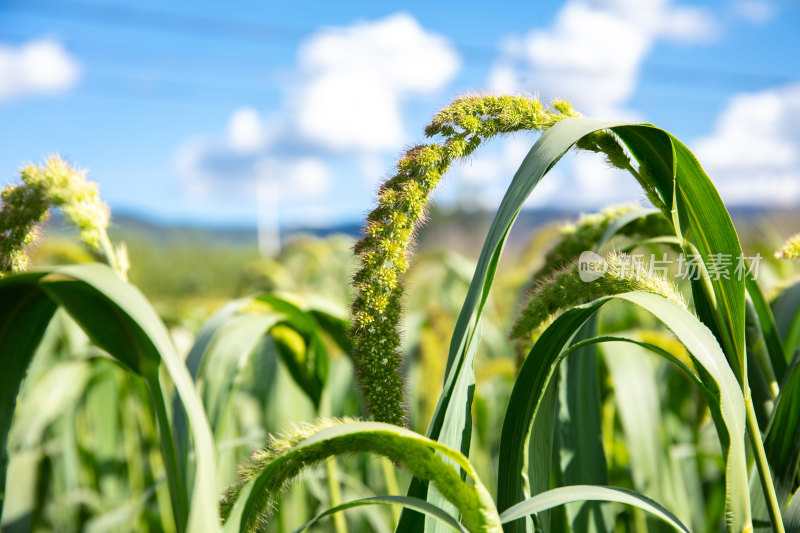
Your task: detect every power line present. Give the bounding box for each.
[1,0,795,106]
[2,0,307,45]
[0,27,281,70]
[5,0,794,87]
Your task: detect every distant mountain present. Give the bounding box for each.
[41,205,798,255]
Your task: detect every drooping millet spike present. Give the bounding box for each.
[219,418,502,533]
[349,94,648,426]
[510,250,687,341]
[530,205,673,286]
[776,232,800,260]
[0,155,111,276]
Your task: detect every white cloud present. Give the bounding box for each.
[295,71,405,151]
[0,39,80,101]
[298,13,458,93]
[459,136,532,185]
[175,136,331,202]
[489,0,719,116]
[569,150,643,206]
[227,108,270,152]
[291,13,459,151]
[174,14,460,226]
[256,157,331,199]
[693,82,800,206]
[658,6,720,43]
[731,0,775,24]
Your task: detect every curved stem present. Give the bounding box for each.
[147,375,189,533]
[613,130,783,531]
[380,458,402,524]
[745,390,785,533]
[325,458,348,533]
[97,230,126,281]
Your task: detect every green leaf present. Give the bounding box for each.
[748,284,800,524]
[401,118,750,531]
[35,264,219,533]
[554,206,662,533]
[671,134,746,379]
[597,207,661,247]
[237,421,499,533]
[745,293,778,429]
[555,317,611,533]
[292,496,467,533]
[198,313,280,431]
[771,279,800,365]
[783,486,800,531]
[175,298,251,459]
[257,294,329,408]
[745,275,786,381]
[497,292,750,533]
[498,485,690,533]
[601,337,699,531]
[763,350,800,506]
[398,117,633,532]
[0,272,57,520]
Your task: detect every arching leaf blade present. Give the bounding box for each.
[499,485,689,533]
[0,272,57,520]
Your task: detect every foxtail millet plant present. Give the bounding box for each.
[775,232,800,260]
[0,155,127,278]
[4,91,796,532]
[510,251,687,339]
[507,206,675,365]
[220,418,502,533]
[529,205,672,284]
[350,95,647,426]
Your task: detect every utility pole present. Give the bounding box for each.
[255,160,280,257]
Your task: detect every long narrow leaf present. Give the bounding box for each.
[0,273,57,520]
[399,118,632,531]
[36,264,219,533]
[555,317,611,533]
[498,485,689,533]
[771,279,800,364]
[293,495,467,533]
[401,118,749,532]
[497,291,750,533]
[746,275,786,380]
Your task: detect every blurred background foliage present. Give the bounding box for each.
[4,206,799,532]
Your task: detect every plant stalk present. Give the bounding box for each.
[745,389,785,533]
[325,458,348,533]
[380,457,402,524]
[98,230,127,281]
[147,375,189,533]
[698,260,784,532]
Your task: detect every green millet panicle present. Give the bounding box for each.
[0,182,50,273]
[0,155,111,276]
[220,417,354,524]
[775,233,800,260]
[532,205,673,284]
[513,206,671,363]
[575,131,669,215]
[221,418,502,533]
[350,95,588,426]
[511,251,687,340]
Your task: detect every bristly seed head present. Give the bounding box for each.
[0,155,110,276]
[531,205,673,284]
[511,251,687,340]
[776,232,800,260]
[349,94,590,426]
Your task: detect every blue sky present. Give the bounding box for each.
[1,0,799,229]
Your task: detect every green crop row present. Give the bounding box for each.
[2,94,799,533]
